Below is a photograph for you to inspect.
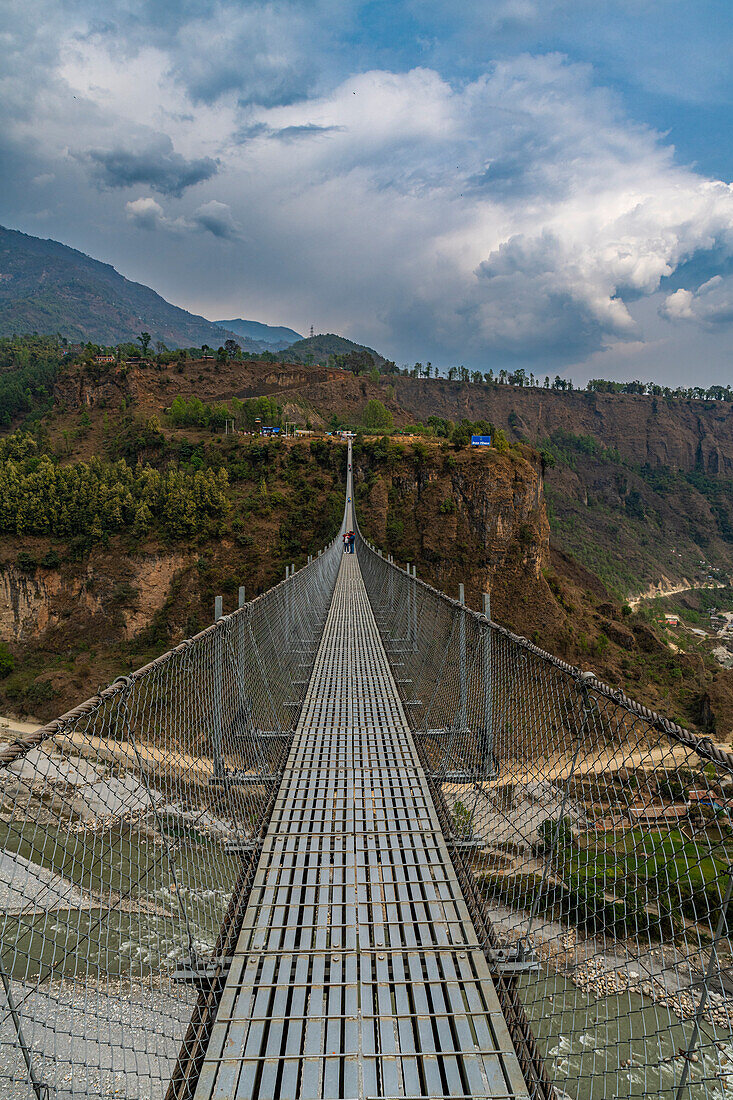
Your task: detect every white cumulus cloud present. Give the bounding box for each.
[661,276,733,326]
[125,197,166,230]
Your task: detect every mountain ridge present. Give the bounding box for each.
[215,318,302,349]
[0,225,276,352]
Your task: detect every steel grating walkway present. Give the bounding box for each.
[194,496,529,1100]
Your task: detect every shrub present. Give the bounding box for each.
[0,643,14,678]
[494,429,510,454]
[15,551,37,573]
[449,425,471,450]
[452,800,473,837]
[535,814,574,855]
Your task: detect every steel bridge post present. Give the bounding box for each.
[236,587,248,741]
[458,583,467,732]
[212,595,224,778]
[481,590,493,774]
[387,557,394,626]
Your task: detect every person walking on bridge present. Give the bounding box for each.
[348,530,356,554]
[343,531,349,554]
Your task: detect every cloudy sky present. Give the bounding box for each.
[2,0,732,381]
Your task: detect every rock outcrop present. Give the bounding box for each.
[0,551,189,645]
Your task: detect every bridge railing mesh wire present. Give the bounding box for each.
[0,534,342,1100]
[356,531,733,1100]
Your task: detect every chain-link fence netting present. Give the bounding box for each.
[356,531,733,1100]
[0,534,343,1100]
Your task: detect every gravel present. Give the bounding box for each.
[0,979,195,1099]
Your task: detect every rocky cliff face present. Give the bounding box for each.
[262,372,733,476]
[0,546,195,721]
[0,550,190,646]
[52,355,733,478]
[353,443,553,633]
[390,381,733,476]
[52,358,340,417]
[352,440,733,741]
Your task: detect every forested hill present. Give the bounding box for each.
[0,226,264,350]
[278,333,386,367]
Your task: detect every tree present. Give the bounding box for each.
[362,399,393,431]
[333,350,375,374]
[540,449,556,476]
[494,429,509,453]
[450,424,471,449]
[224,339,240,359]
[133,502,153,536]
[137,332,151,356]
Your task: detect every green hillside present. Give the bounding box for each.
[279,333,387,367]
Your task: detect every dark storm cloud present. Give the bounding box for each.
[191,200,240,239]
[87,143,218,196]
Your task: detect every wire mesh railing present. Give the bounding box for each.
[356,531,733,1100]
[0,533,343,1100]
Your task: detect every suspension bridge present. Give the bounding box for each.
[1,442,733,1099]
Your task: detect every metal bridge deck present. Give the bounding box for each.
[194,518,529,1099]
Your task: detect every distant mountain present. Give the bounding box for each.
[0,225,261,350]
[279,333,387,366]
[216,318,302,350]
